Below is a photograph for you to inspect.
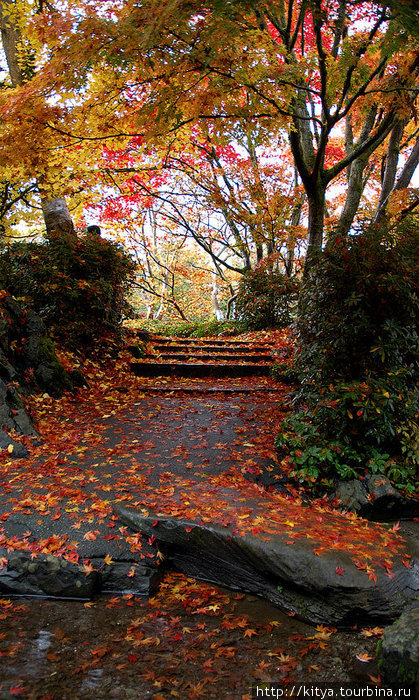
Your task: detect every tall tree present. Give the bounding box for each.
[0,0,76,238]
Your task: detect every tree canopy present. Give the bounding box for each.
[0,0,418,303]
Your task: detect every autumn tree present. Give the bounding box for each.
[0,0,417,275]
[0,0,81,239]
[83,122,306,280]
[0,0,38,237]
[17,0,416,270]
[159,127,306,274]
[122,204,193,321]
[89,191,237,321]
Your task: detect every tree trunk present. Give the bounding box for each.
[373,120,406,223]
[334,110,379,238]
[226,294,238,320]
[168,298,188,321]
[285,194,303,276]
[0,1,23,87]
[153,287,167,320]
[41,196,76,240]
[145,301,153,320]
[333,158,366,238]
[394,135,419,191]
[211,277,224,321]
[304,185,326,274]
[373,132,419,223]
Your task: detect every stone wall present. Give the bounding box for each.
[0,292,74,457]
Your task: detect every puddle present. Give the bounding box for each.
[0,573,380,699]
[25,630,54,674]
[80,668,104,693]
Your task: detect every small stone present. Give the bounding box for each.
[0,429,29,459]
[335,480,368,511]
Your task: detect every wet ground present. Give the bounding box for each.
[0,353,410,698]
[1,572,381,700]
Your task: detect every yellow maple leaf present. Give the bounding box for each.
[81,562,95,576]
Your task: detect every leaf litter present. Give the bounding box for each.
[0,334,403,695]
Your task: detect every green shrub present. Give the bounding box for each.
[270,361,298,383]
[235,262,299,330]
[0,231,136,347]
[277,221,419,488]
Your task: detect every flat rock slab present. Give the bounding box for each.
[114,478,419,627]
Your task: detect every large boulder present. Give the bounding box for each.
[377,603,419,697]
[335,475,418,521]
[1,296,73,395]
[114,479,419,626]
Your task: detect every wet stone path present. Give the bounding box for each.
[0,387,287,598]
[0,340,416,698]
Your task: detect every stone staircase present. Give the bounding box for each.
[130,336,278,378]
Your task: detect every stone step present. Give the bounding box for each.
[154,353,273,363]
[152,337,275,347]
[151,344,273,354]
[131,361,273,377]
[133,385,286,393]
[115,493,419,626]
